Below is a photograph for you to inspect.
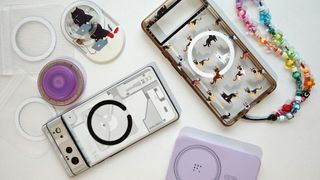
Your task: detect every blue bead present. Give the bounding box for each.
[293,103,300,110]
[259,9,271,24]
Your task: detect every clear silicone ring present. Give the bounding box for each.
[11,16,57,62]
[15,97,56,141]
[187,31,235,78]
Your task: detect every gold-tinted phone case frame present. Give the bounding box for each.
[141,0,276,126]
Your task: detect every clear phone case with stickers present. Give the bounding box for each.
[142,0,277,126]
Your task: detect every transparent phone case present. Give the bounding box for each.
[142,0,276,126]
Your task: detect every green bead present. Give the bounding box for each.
[292,71,301,79]
[274,32,281,39]
[280,40,286,47]
[296,89,303,96]
[296,80,302,86]
[287,48,296,59]
[269,28,276,35]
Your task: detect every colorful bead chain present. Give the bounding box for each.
[236,0,315,122]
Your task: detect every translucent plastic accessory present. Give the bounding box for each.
[38,57,86,106]
[61,0,125,63]
[0,74,57,158]
[0,3,74,75]
[15,97,56,141]
[11,16,56,62]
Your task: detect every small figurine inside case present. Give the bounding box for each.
[61,0,125,63]
[142,0,277,126]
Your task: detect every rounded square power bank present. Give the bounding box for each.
[166,127,262,180]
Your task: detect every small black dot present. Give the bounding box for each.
[66,147,73,153]
[60,135,63,138]
[71,157,79,165]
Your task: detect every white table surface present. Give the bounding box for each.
[1,0,320,180]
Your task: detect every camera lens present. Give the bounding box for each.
[71,157,79,165]
[66,147,73,153]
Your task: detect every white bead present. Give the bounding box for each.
[278,115,286,122]
[291,67,298,72]
[285,113,294,120]
[295,96,302,101]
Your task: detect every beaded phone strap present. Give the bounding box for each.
[235,0,315,122]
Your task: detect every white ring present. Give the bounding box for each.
[187,31,235,78]
[11,16,57,62]
[15,97,56,141]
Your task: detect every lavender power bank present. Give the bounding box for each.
[166,127,262,180]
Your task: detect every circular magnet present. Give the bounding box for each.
[15,97,56,141]
[11,16,57,62]
[174,145,221,180]
[87,100,132,146]
[187,31,235,78]
[38,57,86,106]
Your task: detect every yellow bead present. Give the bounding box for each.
[285,59,296,69]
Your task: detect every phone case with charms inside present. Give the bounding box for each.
[142,0,277,126]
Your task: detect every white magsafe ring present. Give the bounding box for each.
[11,16,57,62]
[15,97,56,141]
[187,31,235,78]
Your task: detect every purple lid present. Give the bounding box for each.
[42,64,79,101]
[38,59,85,106]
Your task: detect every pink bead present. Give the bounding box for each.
[245,22,251,28]
[277,109,284,115]
[301,97,306,102]
[239,9,246,16]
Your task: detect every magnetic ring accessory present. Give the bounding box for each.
[15,97,56,141]
[173,145,221,180]
[38,58,86,106]
[187,31,235,78]
[11,16,57,62]
[87,100,133,146]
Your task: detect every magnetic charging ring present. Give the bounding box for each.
[12,16,57,62]
[38,58,86,106]
[15,97,56,141]
[174,145,221,180]
[187,31,235,78]
[87,100,133,146]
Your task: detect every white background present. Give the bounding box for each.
[1,0,320,180]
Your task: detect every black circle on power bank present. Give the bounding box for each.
[87,100,132,146]
[71,157,79,165]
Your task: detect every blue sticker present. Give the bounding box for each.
[92,38,108,51]
[76,23,92,36]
